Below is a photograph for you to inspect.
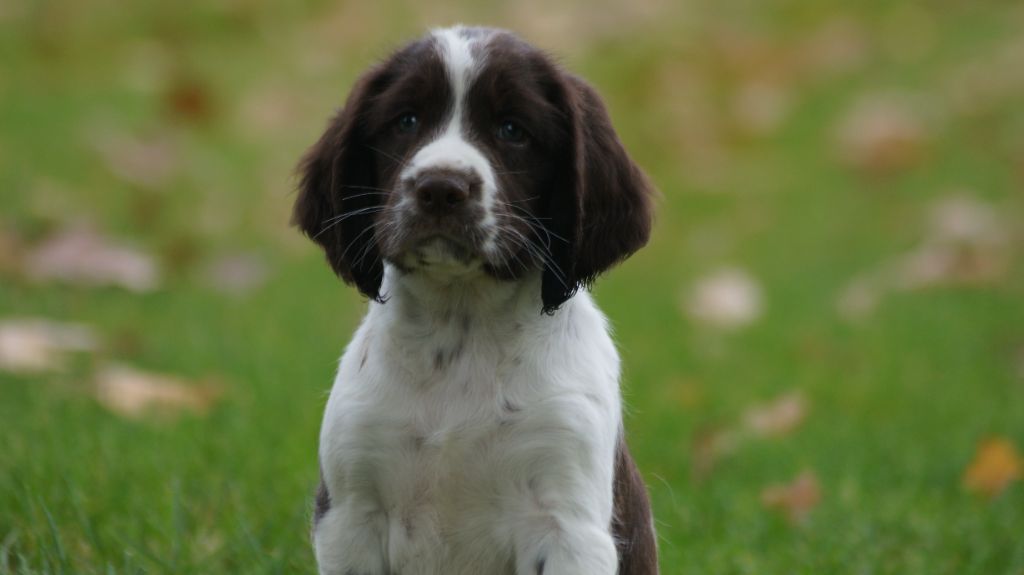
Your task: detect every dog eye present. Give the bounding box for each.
[396,113,419,134]
[496,120,527,145]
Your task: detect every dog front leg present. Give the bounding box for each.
[313,495,389,575]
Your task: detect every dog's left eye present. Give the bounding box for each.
[396,113,419,134]
[496,120,527,145]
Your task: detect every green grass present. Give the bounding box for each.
[2,0,1023,573]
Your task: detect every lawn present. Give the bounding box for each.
[2,0,1023,573]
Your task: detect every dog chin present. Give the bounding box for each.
[395,236,484,276]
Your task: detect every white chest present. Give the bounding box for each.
[316,290,622,575]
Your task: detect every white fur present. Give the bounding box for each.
[401,26,500,254]
[314,268,622,575]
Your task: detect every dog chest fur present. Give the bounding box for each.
[317,274,620,574]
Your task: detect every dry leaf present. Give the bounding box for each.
[94,364,221,419]
[88,128,180,190]
[236,84,301,136]
[202,252,270,295]
[0,318,99,374]
[732,80,792,137]
[837,194,1012,320]
[25,224,160,292]
[834,93,929,176]
[744,392,808,438]
[164,76,214,123]
[927,195,1007,246]
[690,390,810,479]
[685,267,764,330]
[690,426,741,481]
[836,275,884,320]
[963,437,1023,498]
[895,194,1010,288]
[761,469,822,524]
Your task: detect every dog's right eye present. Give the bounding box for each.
[396,113,419,134]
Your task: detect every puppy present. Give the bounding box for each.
[294,25,657,575]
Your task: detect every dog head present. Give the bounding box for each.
[294,26,653,312]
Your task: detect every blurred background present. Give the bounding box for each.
[1,0,1023,572]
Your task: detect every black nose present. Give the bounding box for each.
[415,173,471,215]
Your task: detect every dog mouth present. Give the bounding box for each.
[420,234,477,260]
[392,233,483,271]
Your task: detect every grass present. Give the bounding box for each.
[2,0,1023,573]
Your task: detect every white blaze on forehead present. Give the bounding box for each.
[403,26,500,248]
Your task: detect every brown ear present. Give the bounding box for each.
[541,75,654,312]
[293,67,389,301]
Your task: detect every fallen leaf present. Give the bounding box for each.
[928,195,1006,246]
[0,318,99,374]
[164,76,214,123]
[88,128,180,190]
[834,93,929,176]
[731,80,792,137]
[236,84,301,136]
[743,391,808,438]
[685,267,764,330]
[94,364,221,419]
[963,437,1023,498]
[201,252,270,295]
[836,274,883,320]
[690,426,741,481]
[761,469,822,524]
[25,224,160,292]
[837,194,1013,320]
[897,195,1011,288]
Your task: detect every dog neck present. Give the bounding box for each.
[377,263,548,328]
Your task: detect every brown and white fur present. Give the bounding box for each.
[294,26,657,575]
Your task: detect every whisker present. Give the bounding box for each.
[320,206,386,226]
[497,208,568,247]
[341,184,394,193]
[498,224,569,289]
[337,210,393,262]
[338,192,391,203]
[502,195,539,205]
[315,206,387,239]
[361,144,405,167]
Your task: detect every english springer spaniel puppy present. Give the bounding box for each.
[295,26,657,575]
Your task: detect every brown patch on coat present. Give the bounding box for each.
[612,436,659,574]
[313,466,331,527]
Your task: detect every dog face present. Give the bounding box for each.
[294,26,653,311]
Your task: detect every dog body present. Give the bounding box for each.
[296,26,657,575]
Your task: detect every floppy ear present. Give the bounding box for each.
[293,67,389,301]
[541,75,654,312]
